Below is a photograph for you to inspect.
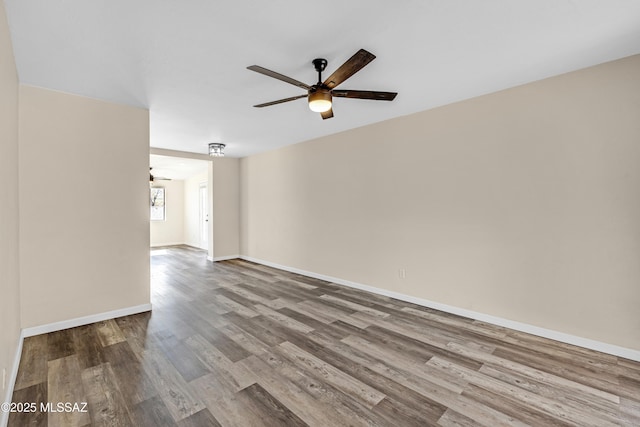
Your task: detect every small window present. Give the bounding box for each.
[150,187,165,221]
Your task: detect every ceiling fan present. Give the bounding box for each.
[149,167,171,184]
[247,49,397,120]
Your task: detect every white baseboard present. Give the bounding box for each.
[208,255,240,262]
[1,331,24,427]
[2,303,152,427]
[22,303,152,338]
[240,255,640,362]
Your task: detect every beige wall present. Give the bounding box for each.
[150,179,185,246]
[212,158,240,258]
[241,55,640,351]
[19,85,150,328]
[0,0,21,410]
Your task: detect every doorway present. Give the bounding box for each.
[149,153,210,250]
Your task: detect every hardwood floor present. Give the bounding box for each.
[8,245,640,426]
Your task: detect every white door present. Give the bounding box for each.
[199,183,208,249]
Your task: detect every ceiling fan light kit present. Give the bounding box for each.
[308,88,332,112]
[248,49,397,120]
[208,143,226,157]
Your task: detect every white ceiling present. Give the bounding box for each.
[5,1,640,158]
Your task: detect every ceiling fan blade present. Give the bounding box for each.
[332,90,397,101]
[253,94,308,108]
[321,108,334,120]
[323,49,376,89]
[247,65,311,90]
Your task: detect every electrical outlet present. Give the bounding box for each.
[399,268,406,279]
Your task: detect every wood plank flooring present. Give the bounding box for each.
[9,245,640,426]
